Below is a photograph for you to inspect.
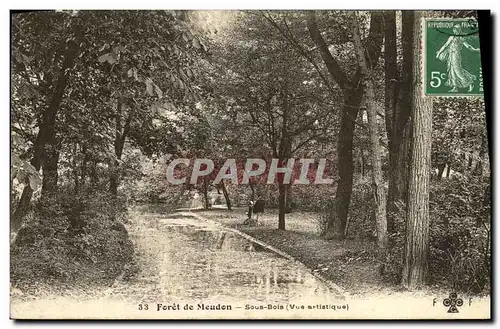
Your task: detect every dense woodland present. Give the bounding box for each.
[11,10,490,294]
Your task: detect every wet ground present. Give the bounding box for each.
[10,209,343,319]
[127,213,340,304]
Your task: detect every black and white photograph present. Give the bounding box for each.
[9,8,491,320]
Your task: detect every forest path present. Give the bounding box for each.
[11,209,339,319]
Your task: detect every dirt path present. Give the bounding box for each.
[11,209,341,319]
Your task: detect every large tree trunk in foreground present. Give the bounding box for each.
[13,27,82,224]
[402,12,433,290]
[351,13,387,250]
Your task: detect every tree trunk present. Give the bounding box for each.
[360,149,365,177]
[42,150,59,198]
[278,182,286,230]
[220,181,232,210]
[13,27,83,223]
[383,10,397,160]
[41,141,60,198]
[109,102,132,196]
[109,162,119,195]
[396,124,412,200]
[249,181,255,202]
[351,13,387,250]
[402,12,433,290]
[203,177,210,210]
[384,10,398,234]
[325,94,362,239]
[277,101,291,230]
[386,11,414,235]
[285,184,293,213]
[307,11,383,240]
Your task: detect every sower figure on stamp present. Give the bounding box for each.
[436,24,481,93]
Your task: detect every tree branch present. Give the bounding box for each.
[306,11,352,91]
[261,12,340,97]
[364,11,384,71]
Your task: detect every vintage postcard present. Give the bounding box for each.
[10,9,491,320]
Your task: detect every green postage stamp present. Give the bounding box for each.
[423,18,483,97]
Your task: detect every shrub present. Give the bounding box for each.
[383,200,406,284]
[345,178,377,240]
[428,176,490,293]
[302,179,376,238]
[213,194,223,205]
[383,175,490,293]
[11,188,133,288]
[292,184,336,212]
[429,217,489,294]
